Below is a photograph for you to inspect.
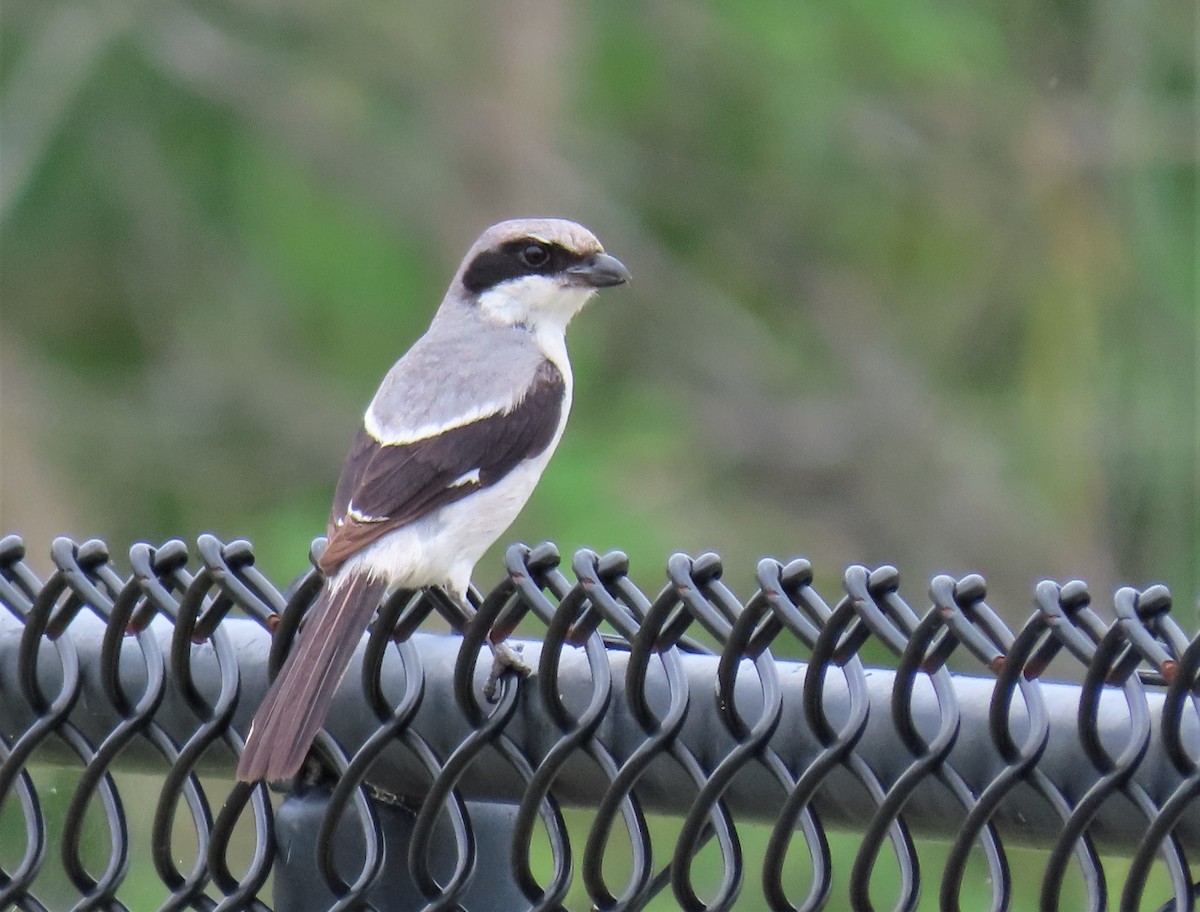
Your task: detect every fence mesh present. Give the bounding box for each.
[0,533,1197,910]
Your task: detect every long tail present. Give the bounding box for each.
[236,572,387,782]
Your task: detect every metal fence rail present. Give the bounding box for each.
[0,533,1197,911]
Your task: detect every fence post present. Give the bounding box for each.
[273,790,527,910]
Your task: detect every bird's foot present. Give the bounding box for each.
[483,640,532,702]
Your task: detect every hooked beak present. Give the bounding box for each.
[566,252,631,288]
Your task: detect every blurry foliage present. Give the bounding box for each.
[1,1,1196,606]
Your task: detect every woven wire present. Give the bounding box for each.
[0,533,1197,911]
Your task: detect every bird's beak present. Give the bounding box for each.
[566,252,631,288]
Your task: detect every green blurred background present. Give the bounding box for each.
[0,0,1196,909]
[2,0,1196,605]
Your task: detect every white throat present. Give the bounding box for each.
[476,274,593,379]
[477,275,594,334]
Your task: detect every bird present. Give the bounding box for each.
[236,218,630,783]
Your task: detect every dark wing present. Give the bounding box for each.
[318,359,565,575]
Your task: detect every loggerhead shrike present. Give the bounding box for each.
[236,218,630,782]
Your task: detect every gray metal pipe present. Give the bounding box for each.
[2,611,1194,854]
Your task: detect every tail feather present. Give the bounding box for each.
[236,573,387,782]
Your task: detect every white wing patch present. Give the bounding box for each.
[346,503,386,524]
[450,468,481,488]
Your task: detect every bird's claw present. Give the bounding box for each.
[483,641,532,702]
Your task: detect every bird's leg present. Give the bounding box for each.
[445,588,532,702]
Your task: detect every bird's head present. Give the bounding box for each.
[453,218,630,333]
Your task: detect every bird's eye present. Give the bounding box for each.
[519,243,550,268]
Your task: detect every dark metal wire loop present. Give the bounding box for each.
[671,556,779,911]
[506,545,606,910]
[1,535,1196,911]
[1125,620,1200,911]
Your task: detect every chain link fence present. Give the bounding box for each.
[0,533,1197,910]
